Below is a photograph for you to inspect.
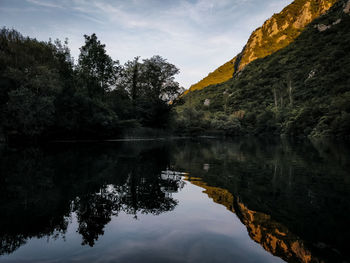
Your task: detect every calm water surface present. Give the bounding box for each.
[0,138,349,263]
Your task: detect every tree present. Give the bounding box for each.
[140,55,181,103]
[117,55,182,127]
[286,72,293,106]
[0,28,63,139]
[77,34,120,97]
[0,28,185,140]
[5,87,55,137]
[121,56,141,102]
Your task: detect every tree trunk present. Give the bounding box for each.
[273,88,278,109]
[280,94,283,108]
[288,75,293,106]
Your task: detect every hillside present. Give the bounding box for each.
[175,0,350,138]
[185,0,337,94]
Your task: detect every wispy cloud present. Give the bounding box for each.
[1,0,292,88]
[26,0,64,9]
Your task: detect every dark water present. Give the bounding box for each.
[0,138,349,263]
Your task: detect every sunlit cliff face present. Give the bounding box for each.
[237,0,336,71]
[186,0,337,94]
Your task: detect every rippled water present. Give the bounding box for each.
[0,138,349,263]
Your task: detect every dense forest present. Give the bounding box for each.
[0,28,183,142]
[175,0,350,139]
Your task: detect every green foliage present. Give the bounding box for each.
[119,55,182,128]
[0,28,183,141]
[141,55,180,102]
[175,107,206,133]
[210,112,242,135]
[77,33,120,97]
[5,87,55,137]
[176,0,350,139]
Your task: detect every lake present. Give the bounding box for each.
[0,138,349,263]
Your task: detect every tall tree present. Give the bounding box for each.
[141,55,181,103]
[122,57,141,102]
[77,34,120,97]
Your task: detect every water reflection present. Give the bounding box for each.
[0,139,349,262]
[0,143,181,253]
[172,138,350,262]
[187,177,317,263]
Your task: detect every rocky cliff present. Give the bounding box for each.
[185,0,337,94]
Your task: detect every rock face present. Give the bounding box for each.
[344,0,350,13]
[314,18,342,31]
[186,0,337,94]
[238,0,335,71]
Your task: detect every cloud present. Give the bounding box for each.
[26,0,64,9]
[2,0,293,88]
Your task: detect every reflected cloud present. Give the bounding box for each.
[0,139,349,262]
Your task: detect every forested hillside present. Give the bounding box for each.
[175,0,350,139]
[185,0,337,94]
[0,30,182,141]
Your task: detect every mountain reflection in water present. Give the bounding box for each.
[0,138,349,263]
[187,178,321,263]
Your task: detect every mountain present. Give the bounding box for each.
[185,0,337,95]
[175,0,350,138]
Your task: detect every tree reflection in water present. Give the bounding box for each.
[0,139,349,263]
[0,143,182,253]
[172,138,350,263]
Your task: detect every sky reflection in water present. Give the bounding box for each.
[0,138,349,263]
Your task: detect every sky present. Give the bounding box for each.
[0,0,292,89]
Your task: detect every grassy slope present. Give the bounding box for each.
[176,0,350,138]
[183,57,236,95]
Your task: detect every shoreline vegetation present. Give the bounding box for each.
[0,28,184,143]
[0,27,257,144]
[1,0,349,144]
